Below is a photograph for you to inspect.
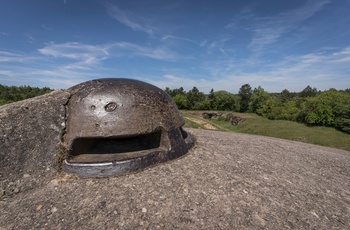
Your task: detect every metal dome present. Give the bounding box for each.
[62,78,194,177]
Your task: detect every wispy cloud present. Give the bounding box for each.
[225,6,255,29]
[247,0,330,53]
[161,35,197,44]
[39,42,109,69]
[38,41,181,68]
[110,42,180,61]
[1,42,348,91]
[41,24,53,31]
[157,46,350,93]
[106,4,154,35]
[0,51,37,63]
[0,40,182,88]
[25,34,36,44]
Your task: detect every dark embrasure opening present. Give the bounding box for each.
[67,132,166,163]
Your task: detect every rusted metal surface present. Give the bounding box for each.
[63,78,194,177]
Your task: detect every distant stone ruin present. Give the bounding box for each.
[202,112,246,125]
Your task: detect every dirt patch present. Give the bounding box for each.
[186,117,218,130]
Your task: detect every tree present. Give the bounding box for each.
[300,97,334,125]
[299,85,318,97]
[213,90,236,111]
[238,84,252,112]
[335,103,350,133]
[280,89,292,102]
[250,86,270,113]
[186,87,205,110]
[0,84,53,105]
[208,88,215,110]
[164,87,186,97]
[164,87,172,96]
[257,97,277,119]
[173,94,188,109]
[298,89,349,126]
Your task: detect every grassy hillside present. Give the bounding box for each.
[182,111,350,152]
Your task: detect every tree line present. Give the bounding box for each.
[165,85,350,134]
[1,83,349,134]
[0,84,53,106]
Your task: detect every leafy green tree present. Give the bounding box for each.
[173,94,188,110]
[278,100,300,121]
[299,89,350,127]
[280,89,294,102]
[0,84,53,105]
[300,97,334,125]
[186,87,205,110]
[208,88,215,110]
[196,99,211,110]
[335,105,350,133]
[213,90,236,111]
[238,84,252,112]
[299,85,318,97]
[164,87,186,97]
[250,86,270,113]
[165,87,172,96]
[257,97,277,119]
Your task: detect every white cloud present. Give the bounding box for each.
[1,40,349,92]
[161,35,197,44]
[106,4,154,35]
[110,42,180,61]
[225,6,255,29]
[38,42,110,70]
[0,51,37,63]
[333,47,350,57]
[41,24,53,31]
[150,46,350,93]
[0,41,182,88]
[25,34,36,44]
[38,41,180,69]
[39,42,108,60]
[248,0,330,53]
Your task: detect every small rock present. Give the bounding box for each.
[51,207,58,213]
[23,174,30,178]
[142,207,147,213]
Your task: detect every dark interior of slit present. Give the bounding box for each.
[69,132,162,156]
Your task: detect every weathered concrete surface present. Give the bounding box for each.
[0,90,70,196]
[1,125,350,229]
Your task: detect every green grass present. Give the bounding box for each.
[182,111,350,152]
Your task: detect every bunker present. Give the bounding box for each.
[1,81,350,229]
[62,78,194,177]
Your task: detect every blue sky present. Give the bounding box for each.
[1,0,350,93]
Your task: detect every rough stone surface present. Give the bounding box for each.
[0,90,70,197]
[1,125,350,229]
